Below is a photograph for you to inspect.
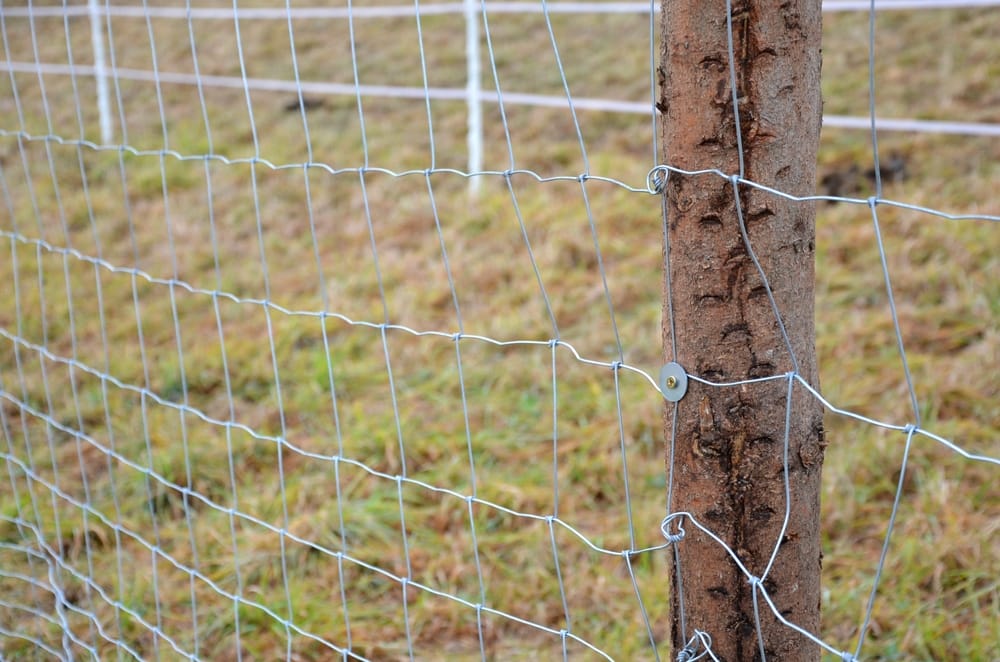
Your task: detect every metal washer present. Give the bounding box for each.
[659,362,688,402]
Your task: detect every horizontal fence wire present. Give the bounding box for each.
[2,60,1000,140]
[6,0,1000,19]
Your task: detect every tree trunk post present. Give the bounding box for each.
[659,2,825,660]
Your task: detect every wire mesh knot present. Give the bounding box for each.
[660,514,686,545]
[676,631,712,662]
[647,165,668,194]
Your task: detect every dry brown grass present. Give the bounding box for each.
[0,4,997,661]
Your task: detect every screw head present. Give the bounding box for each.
[659,362,689,402]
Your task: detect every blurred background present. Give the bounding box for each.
[0,1,997,659]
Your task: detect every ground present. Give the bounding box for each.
[0,3,997,660]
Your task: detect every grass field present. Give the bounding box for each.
[0,3,998,660]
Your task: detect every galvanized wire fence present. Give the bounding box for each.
[1,1,997,660]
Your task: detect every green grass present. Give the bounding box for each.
[1,5,998,661]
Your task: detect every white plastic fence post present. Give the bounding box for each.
[89,0,113,144]
[465,0,482,192]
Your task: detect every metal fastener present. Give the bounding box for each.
[659,362,689,402]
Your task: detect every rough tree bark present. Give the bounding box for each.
[659,2,825,661]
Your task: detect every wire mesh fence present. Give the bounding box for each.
[0,0,997,660]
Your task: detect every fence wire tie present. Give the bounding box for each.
[660,513,686,545]
[647,165,669,194]
[676,630,713,662]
